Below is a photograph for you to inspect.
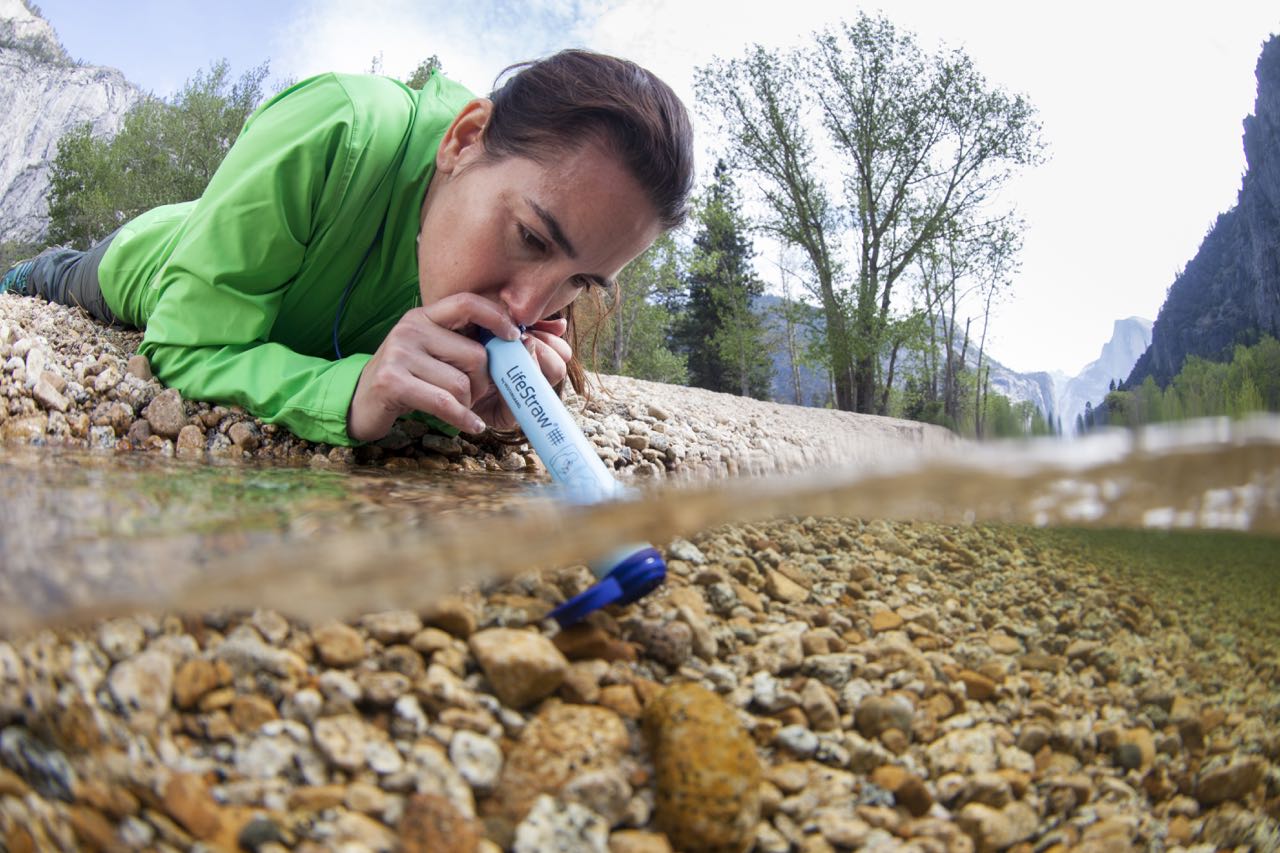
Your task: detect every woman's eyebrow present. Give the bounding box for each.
[526,198,577,259]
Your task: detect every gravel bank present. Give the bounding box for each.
[0,295,952,478]
[1,296,1277,851]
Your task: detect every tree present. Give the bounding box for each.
[697,13,1043,415]
[48,60,270,248]
[676,162,773,398]
[579,233,687,384]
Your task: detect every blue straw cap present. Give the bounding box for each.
[548,546,667,626]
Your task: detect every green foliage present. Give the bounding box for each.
[1089,336,1280,429]
[676,162,773,398]
[581,234,688,384]
[404,56,443,89]
[0,240,43,273]
[47,60,270,249]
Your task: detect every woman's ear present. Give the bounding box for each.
[436,98,494,175]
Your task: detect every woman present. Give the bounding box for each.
[2,50,694,446]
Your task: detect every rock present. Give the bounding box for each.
[764,570,808,603]
[801,679,840,732]
[125,354,152,380]
[162,772,221,840]
[230,694,279,731]
[609,829,675,853]
[667,539,706,564]
[31,374,68,412]
[869,610,904,632]
[552,623,636,662]
[956,670,998,701]
[854,695,913,739]
[513,794,609,853]
[313,714,369,772]
[562,767,632,826]
[956,802,1015,853]
[175,423,205,456]
[449,730,503,794]
[927,726,999,776]
[361,610,423,644]
[1195,758,1266,805]
[407,740,476,818]
[493,702,629,823]
[400,793,480,853]
[107,650,174,718]
[97,618,145,662]
[644,683,761,853]
[142,387,187,438]
[425,596,478,638]
[0,726,76,800]
[313,621,366,668]
[469,628,568,708]
[630,619,693,668]
[173,658,229,710]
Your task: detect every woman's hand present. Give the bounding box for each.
[471,317,572,430]
[346,297,573,442]
[347,294,520,443]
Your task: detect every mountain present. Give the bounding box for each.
[1127,34,1280,387]
[1059,317,1152,433]
[0,0,142,245]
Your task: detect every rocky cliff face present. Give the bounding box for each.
[1128,34,1280,386]
[1059,317,1152,433]
[0,0,142,244]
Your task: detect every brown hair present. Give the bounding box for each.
[485,50,694,402]
[486,49,695,231]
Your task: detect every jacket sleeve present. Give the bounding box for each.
[136,75,374,446]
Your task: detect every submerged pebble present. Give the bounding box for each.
[643,682,762,853]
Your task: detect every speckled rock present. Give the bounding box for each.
[513,794,608,853]
[643,683,761,853]
[1195,758,1267,805]
[491,702,629,824]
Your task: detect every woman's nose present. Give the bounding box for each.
[500,274,560,327]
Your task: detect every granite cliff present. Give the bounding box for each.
[0,0,142,245]
[1127,34,1280,387]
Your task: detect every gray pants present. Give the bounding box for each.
[22,231,125,327]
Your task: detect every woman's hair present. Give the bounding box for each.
[486,49,695,230]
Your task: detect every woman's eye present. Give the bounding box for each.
[519,225,547,254]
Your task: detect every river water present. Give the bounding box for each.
[1,414,1279,639]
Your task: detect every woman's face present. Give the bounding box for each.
[418,99,663,329]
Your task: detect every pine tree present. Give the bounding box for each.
[675,161,772,397]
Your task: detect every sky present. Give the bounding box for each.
[34,0,1280,376]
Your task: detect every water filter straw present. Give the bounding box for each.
[478,329,666,625]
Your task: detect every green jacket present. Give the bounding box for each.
[98,71,475,446]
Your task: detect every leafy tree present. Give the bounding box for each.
[676,162,772,398]
[405,56,443,89]
[48,60,270,248]
[697,13,1043,415]
[579,233,687,384]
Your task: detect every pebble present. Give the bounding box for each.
[107,650,174,718]
[449,730,503,793]
[469,628,568,708]
[644,683,761,853]
[493,702,628,823]
[313,621,366,667]
[513,794,609,853]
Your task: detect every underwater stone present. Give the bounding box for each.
[469,628,567,708]
[643,682,761,853]
[493,702,628,823]
[513,794,608,853]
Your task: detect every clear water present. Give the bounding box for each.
[2,415,1279,642]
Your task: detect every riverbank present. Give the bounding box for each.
[1,295,1277,851]
[0,294,952,480]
